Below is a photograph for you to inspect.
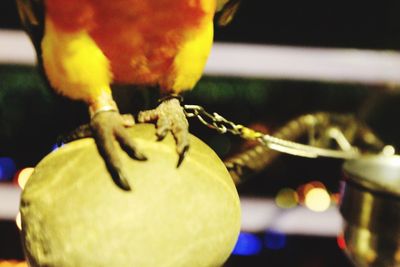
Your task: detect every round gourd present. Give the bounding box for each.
[20,124,241,267]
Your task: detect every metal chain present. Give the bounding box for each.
[184,104,361,160]
[184,105,246,136]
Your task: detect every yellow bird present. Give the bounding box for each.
[16,0,240,190]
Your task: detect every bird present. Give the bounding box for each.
[16,0,241,191]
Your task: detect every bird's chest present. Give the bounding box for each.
[88,0,211,84]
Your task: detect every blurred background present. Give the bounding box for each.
[1,1,400,266]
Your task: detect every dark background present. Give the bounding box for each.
[2,0,400,49]
[1,1,400,266]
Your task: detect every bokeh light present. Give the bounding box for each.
[275,188,298,209]
[232,232,262,256]
[0,157,17,181]
[382,145,395,156]
[337,234,347,250]
[17,168,34,189]
[331,193,341,205]
[304,187,331,212]
[394,248,400,263]
[265,230,286,250]
[52,142,64,152]
[297,181,327,205]
[0,260,27,267]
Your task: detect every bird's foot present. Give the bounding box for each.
[91,111,147,191]
[138,96,189,167]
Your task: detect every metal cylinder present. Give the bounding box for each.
[340,155,400,267]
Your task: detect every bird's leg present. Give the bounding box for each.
[89,94,147,191]
[138,95,189,167]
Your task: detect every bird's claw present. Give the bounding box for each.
[90,111,147,191]
[138,97,189,167]
[177,145,189,167]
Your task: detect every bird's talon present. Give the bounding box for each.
[177,145,189,168]
[90,111,145,191]
[139,97,190,166]
[157,130,168,141]
[113,171,132,191]
[133,151,148,161]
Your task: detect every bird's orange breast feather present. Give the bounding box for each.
[46,0,213,85]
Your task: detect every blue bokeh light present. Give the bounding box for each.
[232,232,262,256]
[265,230,287,250]
[0,157,17,181]
[52,142,64,152]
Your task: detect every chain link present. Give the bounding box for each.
[184,104,361,160]
[184,105,244,135]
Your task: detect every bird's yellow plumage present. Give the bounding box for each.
[162,22,214,93]
[41,19,113,103]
